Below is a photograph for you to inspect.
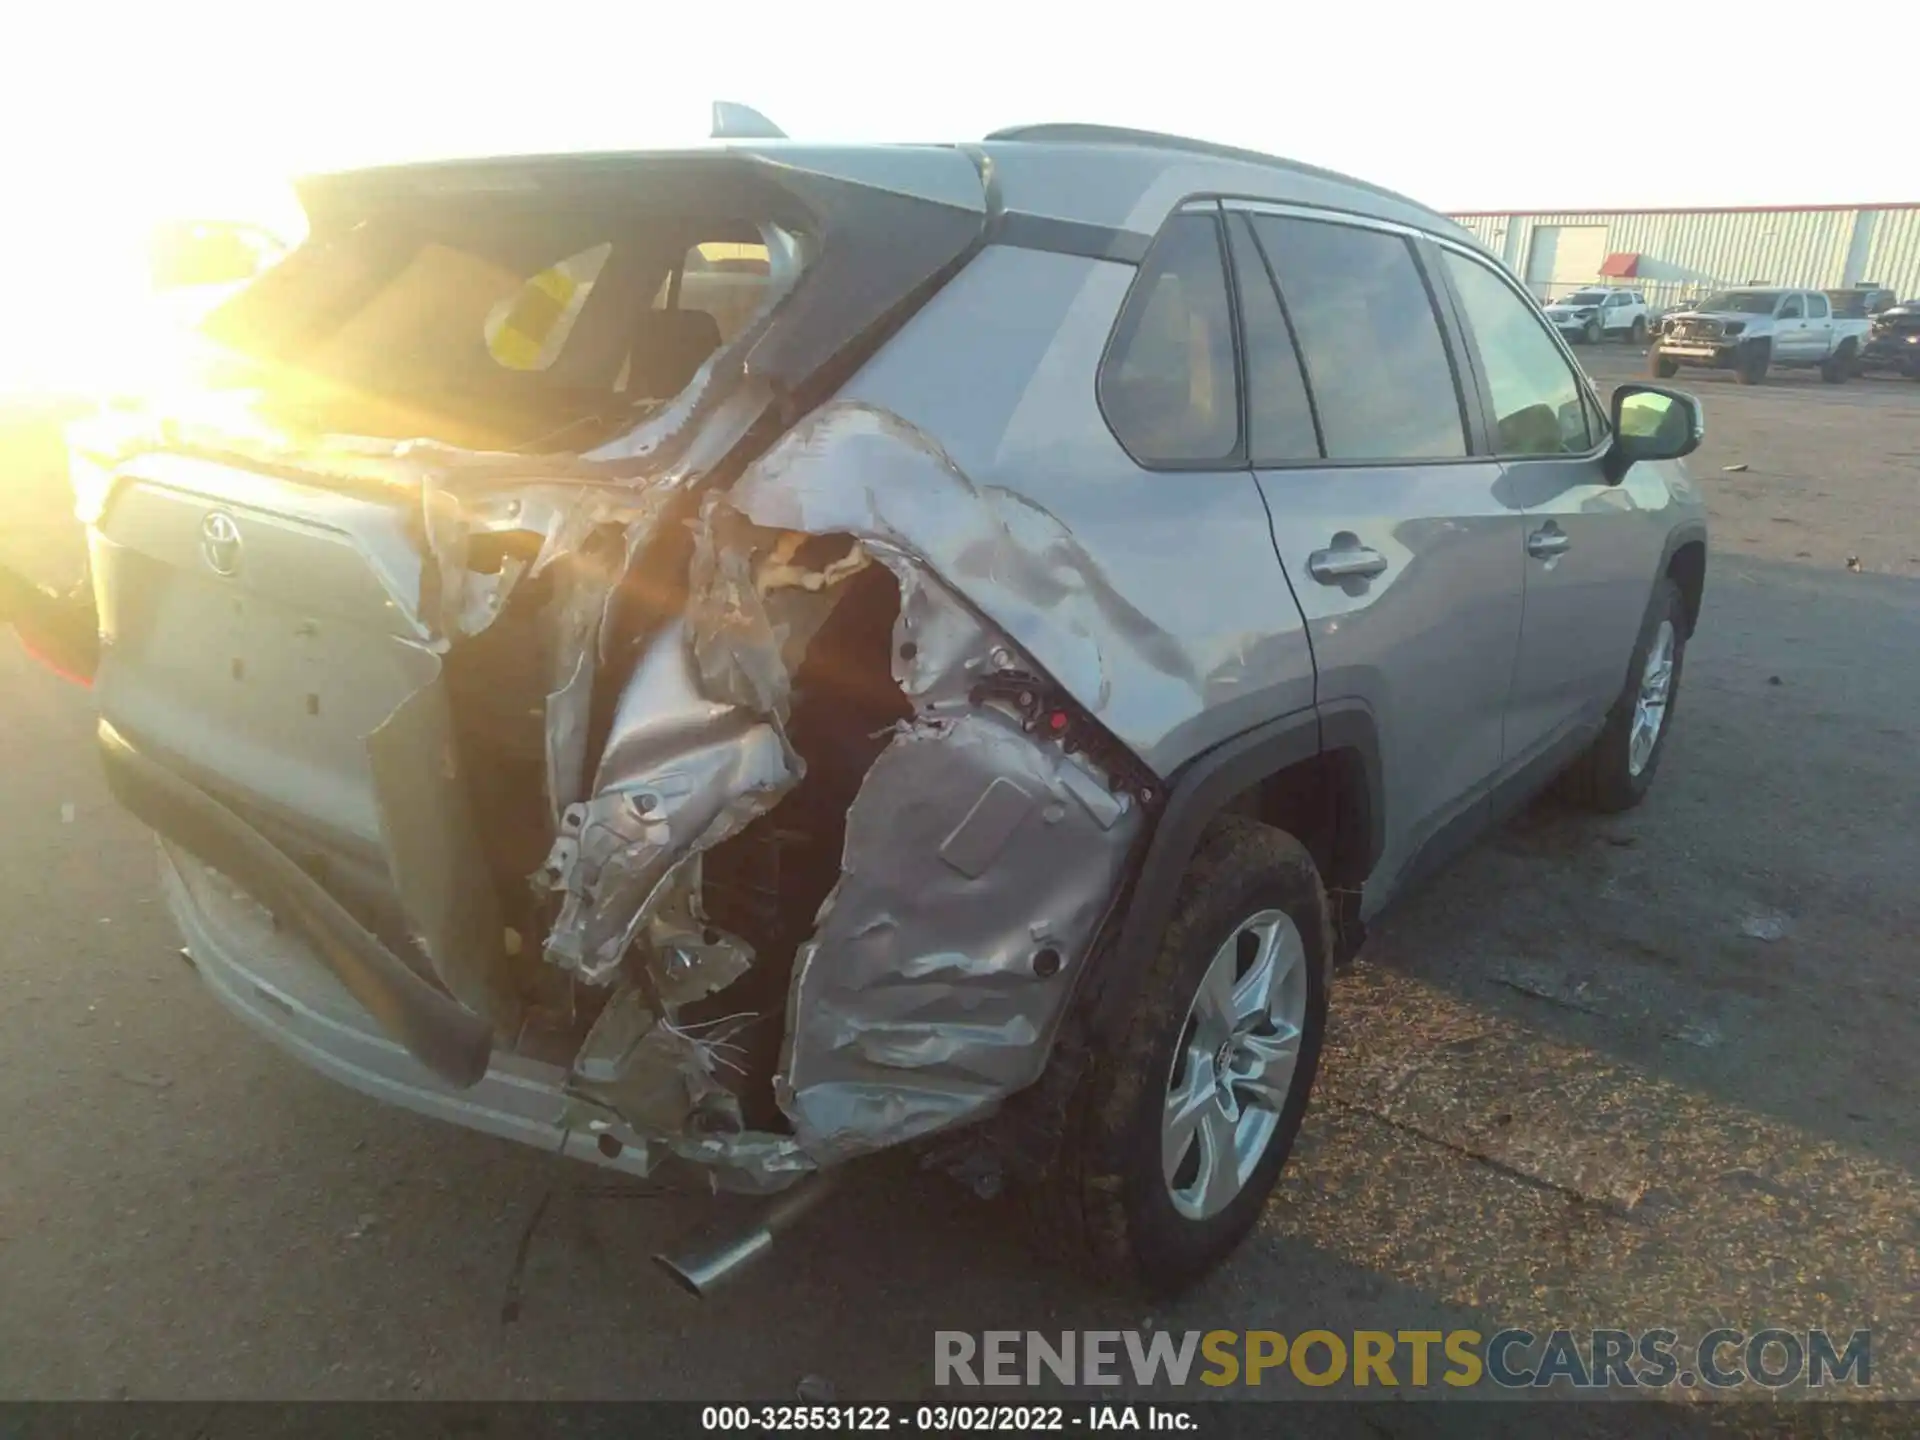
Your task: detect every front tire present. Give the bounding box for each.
[1560,577,1688,813]
[1735,341,1771,385]
[1630,316,1648,345]
[1650,351,1680,378]
[1031,817,1329,1296]
[1585,317,1603,345]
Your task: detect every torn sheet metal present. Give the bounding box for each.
[538,617,797,985]
[571,984,750,1138]
[567,976,815,1194]
[685,493,873,722]
[777,705,1140,1163]
[728,400,1200,767]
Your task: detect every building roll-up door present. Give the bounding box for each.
[1522,225,1609,301]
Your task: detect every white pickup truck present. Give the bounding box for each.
[1651,287,1870,385]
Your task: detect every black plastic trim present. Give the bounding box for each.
[97,721,495,1089]
[1657,521,1710,632]
[993,211,1152,264]
[1317,697,1386,879]
[1086,702,1382,1042]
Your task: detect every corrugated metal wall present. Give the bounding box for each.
[1449,207,1920,307]
[1862,208,1920,293]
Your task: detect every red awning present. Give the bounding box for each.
[1599,252,1641,278]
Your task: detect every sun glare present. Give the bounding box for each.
[0,153,304,402]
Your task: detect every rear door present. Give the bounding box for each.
[1804,290,1834,357]
[1234,207,1526,903]
[1433,243,1655,777]
[1774,291,1809,358]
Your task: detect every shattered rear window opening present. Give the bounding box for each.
[196,200,806,452]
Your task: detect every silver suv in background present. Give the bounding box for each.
[1543,287,1649,345]
[27,120,1708,1297]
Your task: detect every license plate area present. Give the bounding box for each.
[92,460,440,863]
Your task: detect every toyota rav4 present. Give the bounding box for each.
[15,118,1709,1297]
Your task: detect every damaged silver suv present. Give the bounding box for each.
[56,121,1708,1296]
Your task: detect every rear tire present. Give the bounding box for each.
[1559,577,1688,813]
[1651,352,1680,379]
[1029,816,1329,1296]
[1735,341,1770,385]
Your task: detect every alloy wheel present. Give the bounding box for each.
[1160,908,1308,1221]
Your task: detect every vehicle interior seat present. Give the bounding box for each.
[627,308,723,400]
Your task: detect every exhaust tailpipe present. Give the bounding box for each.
[653,1176,837,1298]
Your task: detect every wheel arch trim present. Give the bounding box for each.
[1084,700,1383,1042]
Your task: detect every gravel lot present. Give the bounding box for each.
[3,349,1917,1407]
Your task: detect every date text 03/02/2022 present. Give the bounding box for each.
[701,1404,1194,1431]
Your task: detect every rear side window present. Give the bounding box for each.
[1099,213,1240,466]
[1225,214,1320,462]
[1247,215,1466,461]
[660,240,777,345]
[1441,250,1595,456]
[1806,293,1829,319]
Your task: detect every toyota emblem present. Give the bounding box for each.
[200,511,242,577]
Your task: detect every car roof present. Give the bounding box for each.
[978,124,1476,247]
[296,127,1480,256]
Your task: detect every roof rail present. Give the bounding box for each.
[983,123,1432,214]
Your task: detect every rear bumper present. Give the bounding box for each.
[99,719,495,1087]
[160,844,658,1180]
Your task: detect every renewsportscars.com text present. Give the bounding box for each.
[934,1328,1872,1391]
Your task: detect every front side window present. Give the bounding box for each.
[1099,212,1240,466]
[1248,215,1465,461]
[1442,249,1595,457]
[1778,294,1805,318]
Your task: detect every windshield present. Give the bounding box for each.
[1560,290,1609,306]
[1697,291,1781,314]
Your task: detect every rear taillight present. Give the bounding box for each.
[3,568,98,686]
[19,633,94,688]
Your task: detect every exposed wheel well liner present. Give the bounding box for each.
[1666,534,1707,635]
[1083,700,1382,1043]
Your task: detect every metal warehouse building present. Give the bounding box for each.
[1447,205,1920,309]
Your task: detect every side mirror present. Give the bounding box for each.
[1604,384,1703,483]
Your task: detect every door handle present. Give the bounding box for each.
[1527,526,1571,559]
[1307,544,1389,583]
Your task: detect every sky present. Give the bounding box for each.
[3,0,1916,392]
